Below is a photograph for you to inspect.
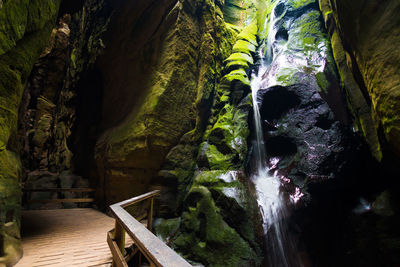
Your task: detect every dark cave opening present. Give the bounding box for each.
[258,86,301,123]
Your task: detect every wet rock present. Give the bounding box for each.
[248,0,354,195]
[255,77,355,197]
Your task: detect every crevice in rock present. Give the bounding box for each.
[276,27,289,41]
[258,86,301,122]
[315,114,333,130]
[5,210,13,224]
[275,3,286,17]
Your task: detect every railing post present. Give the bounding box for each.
[114,220,125,256]
[147,197,154,231]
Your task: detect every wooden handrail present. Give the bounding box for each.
[117,190,160,208]
[108,190,191,267]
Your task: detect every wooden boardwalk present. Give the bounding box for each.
[16,209,132,267]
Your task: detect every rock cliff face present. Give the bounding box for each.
[17,0,111,208]
[93,0,244,207]
[318,1,400,266]
[0,0,61,264]
[319,0,400,161]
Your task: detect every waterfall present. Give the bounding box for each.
[250,2,303,266]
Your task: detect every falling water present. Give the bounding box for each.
[264,3,277,65]
[250,2,302,266]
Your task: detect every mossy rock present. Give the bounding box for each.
[221,68,251,88]
[198,142,236,170]
[95,0,237,209]
[236,21,258,46]
[0,0,60,55]
[0,0,60,264]
[154,217,181,242]
[225,52,254,65]
[225,22,242,33]
[232,40,256,55]
[225,60,250,72]
[198,103,250,170]
[287,0,316,9]
[171,186,259,266]
[223,0,258,26]
[191,170,261,253]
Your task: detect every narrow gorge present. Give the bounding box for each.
[1,0,400,266]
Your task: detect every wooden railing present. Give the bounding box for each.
[23,188,95,204]
[108,190,191,267]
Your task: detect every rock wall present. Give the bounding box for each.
[154,21,265,266]
[319,0,400,161]
[318,1,400,265]
[93,0,247,207]
[0,0,61,264]
[252,0,354,197]
[16,0,111,209]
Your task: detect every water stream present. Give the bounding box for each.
[250,2,303,266]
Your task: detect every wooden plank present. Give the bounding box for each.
[28,198,95,203]
[109,204,191,267]
[114,221,125,255]
[107,231,128,267]
[147,197,154,231]
[23,188,96,192]
[116,190,160,208]
[18,209,116,267]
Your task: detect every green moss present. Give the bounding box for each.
[192,171,242,194]
[222,68,250,87]
[288,10,325,54]
[26,0,60,32]
[243,20,258,36]
[152,1,260,265]
[200,142,235,170]
[328,30,382,160]
[315,71,330,93]
[154,217,181,242]
[0,0,60,264]
[275,68,299,85]
[171,186,258,266]
[0,0,29,55]
[237,30,257,46]
[225,52,254,65]
[232,39,256,55]
[225,22,242,33]
[287,0,316,9]
[0,0,60,55]
[198,102,250,171]
[225,60,249,71]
